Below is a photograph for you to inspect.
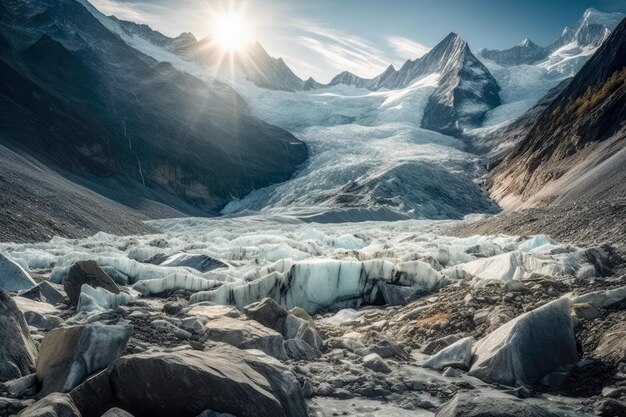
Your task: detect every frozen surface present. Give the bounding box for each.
[0,215,606,313]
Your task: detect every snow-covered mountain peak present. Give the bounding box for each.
[581,7,625,27]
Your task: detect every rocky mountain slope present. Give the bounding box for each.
[0,0,307,235]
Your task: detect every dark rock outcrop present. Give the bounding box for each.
[0,290,37,383]
[64,261,120,307]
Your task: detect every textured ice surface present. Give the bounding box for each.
[77,285,132,313]
[0,215,605,313]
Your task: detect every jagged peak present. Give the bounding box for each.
[176,32,196,41]
[518,38,537,48]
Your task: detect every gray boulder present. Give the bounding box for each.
[17,393,81,417]
[362,353,391,373]
[243,297,288,333]
[468,298,577,386]
[69,345,308,417]
[19,282,66,306]
[64,261,120,307]
[284,339,321,361]
[202,317,287,360]
[0,290,37,382]
[4,373,37,397]
[37,324,132,395]
[0,254,36,292]
[24,311,64,331]
[424,337,473,371]
[435,393,557,417]
[101,408,134,417]
[594,322,626,363]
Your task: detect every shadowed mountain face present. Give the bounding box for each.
[0,0,307,217]
[488,17,626,208]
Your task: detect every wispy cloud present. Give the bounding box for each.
[89,0,149,22]
[292,20,393,79]
[387,36,430,61]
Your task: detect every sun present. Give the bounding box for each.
[212,12,253,52]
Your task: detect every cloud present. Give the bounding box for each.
[292,20,394,79]
[89,0,149,22]
[387,36,430,60]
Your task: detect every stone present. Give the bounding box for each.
[202,317,287,360]
[570,286,626,309]
[442,367,463,378]
[186,304,240,321]
[69,346,308,417]
[295,322,323,351]
[158,253,227,272]
[243,298,288,333]
[284,339,321,361]
[571,303,601,320]
[468,298,578,387]
[101,408,135,417]
[435,393,557,417]
[377,282,424,306]
[362,353,391,373]
[359,339,408,360]
[17,393,81,417]
[64,261,120,307]
[594,323,626,363]
[37,324,132,395]
[19,282,66,306]
[289,307,313,323]
[424,337,473,371]
[1,397,34,416]
[24,311,64,331]
[0,290,37,382]
[421,333,464,355]
[594,398,626,417]
[4,373,37,397]
[0,254,36,292]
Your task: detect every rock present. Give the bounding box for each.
[0,254,36,292]
[101,408,135,417]
[377,282,424,306]
[289,307,313,323]
[515,386,532,399]
[421,333,465,355]
[17,393,81,417]
[4,374,37,397]
[64,261,120,307]
[468,298,578,386]
[186,304,240,320]
[359,339,408,360]
[571,286,626,309]
[100,267,129,286]
[326,337,365,353]
[37,324,132,395]
[282,314,306,339]
[362,353,391,373]
[424,337,473,371]
[69,346,308,417]
[295,322,323,351]
[594,398,626,417]
[19,282,66,306]
[202,317,287,360]
[180,317,206,334]
[77,285,131,313]
[243,298,288,333]
[157,253,227,272]
[442,367,463,378]
[23,311,63,331]
[0,290,37,382]
[1,397,34,416]
[571,303,601,320]
[284,339,321,361]
[594,323,626,363]
[196,411,236,417]
[435,393,557,417]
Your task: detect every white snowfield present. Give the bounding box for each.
[0,216,610,314]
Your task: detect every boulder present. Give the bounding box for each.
[0,290,37,382]
[69,346,308,417]
[17,393,81,417]
[468,298,577,386]
[37,324,132,395]
[158,253,227,272]
[359,339,408,360]
[435,393,557,417]
[377,282,424,306]
[284,339,321,361]
[76,285,131,313]
[295,322,323,351]
[424,337,473,371]
[64,261,120,307]
[19,282,66,306]
[571,286,626,309]
[243,298,288,333]
[421,333,465,355]
[101,408,134,417]
[24,311,63,331]
[362,353,391,373]
[202,317,287,360]
[4,373,37,397]
[185,304,240,320]
[0,254,36,292]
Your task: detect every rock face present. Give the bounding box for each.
[202,317,288,360]
[0,290,37,382]
[64,261,120,307]
[435,393,557,417]
[69,346,308,417]
[424,337,473,371]
[594,322,626,363]
[17,393,81,417]
[37,324,132,395]
[0,254,36,292]
[488,18,626,209]
[19,282,66,306]
[468,298,578,386]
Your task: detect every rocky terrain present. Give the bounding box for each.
[0,218,625,417]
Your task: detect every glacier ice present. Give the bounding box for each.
[0,253,37,292]
[77,285,132,313]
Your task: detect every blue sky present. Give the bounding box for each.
[90,0,626,82]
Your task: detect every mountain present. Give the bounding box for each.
[479,8,625,72]
[326,33,501,136]
[0,0,307,235]
[302,76,323,91]
[237,42,305,91]
[487,16,626,209]
[110,17,197,53]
